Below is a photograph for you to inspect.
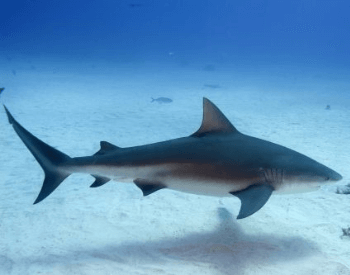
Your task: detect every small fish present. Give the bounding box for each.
[203,64,216,71]
[151,97,173,103]
[128,3,144,8]
[204,84,221,89]
[0,88,4,95]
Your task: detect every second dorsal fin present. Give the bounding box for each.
[191,98,239,137]
[94,141,120,156]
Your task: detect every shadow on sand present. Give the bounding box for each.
[22,208,317,274]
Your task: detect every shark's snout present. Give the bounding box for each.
[327,170,343,182]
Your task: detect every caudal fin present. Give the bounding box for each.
[4,105,72,204]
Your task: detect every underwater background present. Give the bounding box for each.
[1,1,350,274]
[2,0,350,70]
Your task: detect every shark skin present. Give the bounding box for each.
[3,98,342,219]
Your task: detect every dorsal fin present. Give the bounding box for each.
[94,141,120,156]
[191,98,239,137]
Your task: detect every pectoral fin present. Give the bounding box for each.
[230,184,274,219]
[134,179,167,196]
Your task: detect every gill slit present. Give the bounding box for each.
[262,168,284,188]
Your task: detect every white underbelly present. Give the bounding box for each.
[163,178,240,196]
[76,163,253,196]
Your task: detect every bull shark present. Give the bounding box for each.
[3,98,342,219]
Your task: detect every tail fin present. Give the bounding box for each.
[151,97,155,103]
[4,105,72,204]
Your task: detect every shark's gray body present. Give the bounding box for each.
[4,98,342,219]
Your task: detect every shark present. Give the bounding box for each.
[3,98,342,219]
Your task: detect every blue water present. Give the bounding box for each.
[1,1,350,274]
[2,0,349,69]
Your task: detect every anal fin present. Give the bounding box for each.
[230,183,274,219]
[134,178,167,196]
[90,175,110,188]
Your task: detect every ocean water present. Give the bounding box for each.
[1,1,350,274]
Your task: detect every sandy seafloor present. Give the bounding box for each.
[1,56,350,275]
